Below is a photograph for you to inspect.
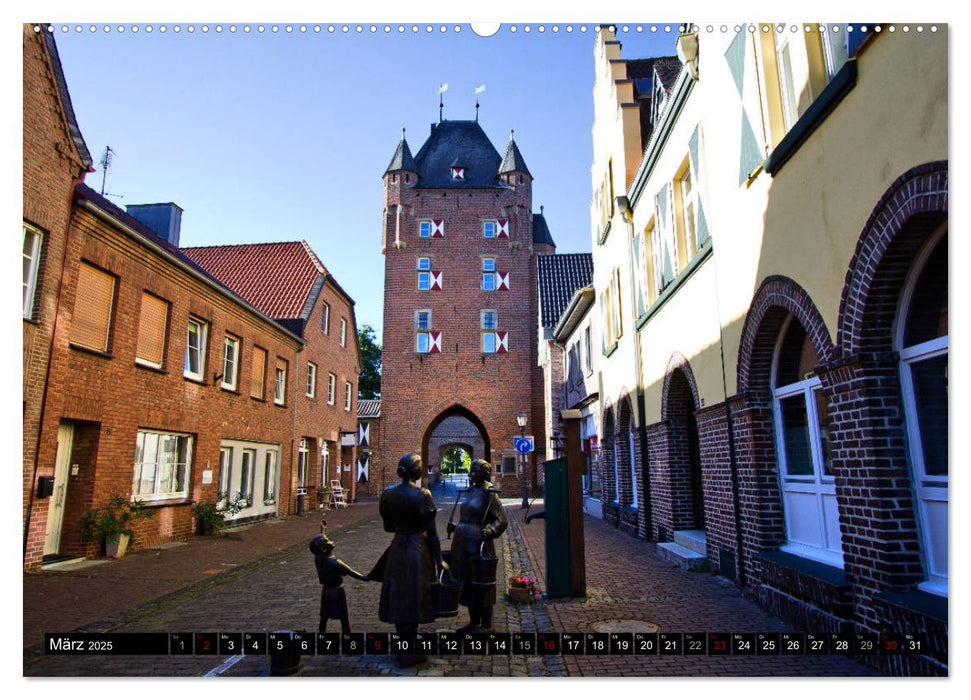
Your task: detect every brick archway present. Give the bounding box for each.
[837,161,948,356]
[737,276,835,403]
[420,405,490,485]
[659,356,705,532]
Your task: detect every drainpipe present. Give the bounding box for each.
[616,196,653,540]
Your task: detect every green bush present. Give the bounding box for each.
[79,495,153,543]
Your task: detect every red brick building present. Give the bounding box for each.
[26,185,304,567]
[22,24,93,565]
[379,121,554,495]
[183,242,362,508]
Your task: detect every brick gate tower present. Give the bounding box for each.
[380,119,555,497]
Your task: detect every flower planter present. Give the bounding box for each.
[507,586,531,604]
[105,532,130,559]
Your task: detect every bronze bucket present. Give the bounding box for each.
[433,568,460,618]
[470,541,498,586]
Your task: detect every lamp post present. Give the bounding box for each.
[516,410,528,509]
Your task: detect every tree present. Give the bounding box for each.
[357,323,382,399]
[441,447,471,475]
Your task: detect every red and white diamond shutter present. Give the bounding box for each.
[430,271,443,290]
[430,331,442,353]
[496,272,509,290]
[497,218,509,238]
[496,331,509,353]
[431,220,444,237]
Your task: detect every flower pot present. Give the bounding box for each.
[507,584,531,604]
[106,532,130,559]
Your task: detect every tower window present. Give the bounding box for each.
[451,167,465,180]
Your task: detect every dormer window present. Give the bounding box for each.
[451,166,465,180]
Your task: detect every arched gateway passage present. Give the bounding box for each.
[421,405,491,485]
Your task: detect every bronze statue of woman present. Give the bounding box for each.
[447,459,508,633]
[370,453,446,666]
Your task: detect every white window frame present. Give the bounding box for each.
[895,227,948,596]
[776,31,800,130]
[771,316,843,568]
[240,448,256,507]
[298,438,309,488]
[132,429,193,502]
[274,361,287,405]
[23,225,43,319]
[584,325,593,375]
[306,361,317,398]
[339,318,347,347]
[184,318,208,381]
[321,442,330,486]
[418,220,432,238]
[416,331,431,354]
[328,373,336,405]
[483,220,497,238]
[263,450,278,505]
[217,446,233,509]
[820,24,849,80]
[482,257,497,291]
[221,335,240,391]
[321,302,330,334]
[345,381,353,411]
[415,309,431,330]
[678,161,698,260]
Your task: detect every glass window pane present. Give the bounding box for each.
[910,354,948,476]
[813,388,835,477]
[905,236,947,347]
[483,332,496,353]
[779,394,814,476]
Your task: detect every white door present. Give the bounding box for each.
[44,421,74,556]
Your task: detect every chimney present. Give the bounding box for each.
[125,202,184,247]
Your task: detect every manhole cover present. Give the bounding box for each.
[591,619,659,633]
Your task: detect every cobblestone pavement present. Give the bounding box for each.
[516,506,881,677]
[24,495,883,677]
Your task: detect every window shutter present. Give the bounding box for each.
[655,190,674,286]
[496,331,509,353]
[497,272,509,290]
[432,219,444,237]
[71,263,115,351]
[251,347,266,397]
[430,271,443,290]
[136,293,168,366]
[429,331,442,353]
[725,31,766,184]
[632,232,646,317]
[688,125,710,247]
[497,218,509,237]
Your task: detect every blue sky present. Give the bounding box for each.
[52,22,679,338]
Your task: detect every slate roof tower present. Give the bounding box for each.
[380,119,554,492]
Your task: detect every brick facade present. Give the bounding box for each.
[24,193,304,567]
[22,24,92,562]
[379,125,551,495]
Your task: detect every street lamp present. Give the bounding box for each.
[516,410,528,509]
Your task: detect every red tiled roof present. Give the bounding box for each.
[182,241,327,319]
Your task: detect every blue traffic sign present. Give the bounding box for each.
[514,436,534,454]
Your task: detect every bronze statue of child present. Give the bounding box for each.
[309,521,368,634]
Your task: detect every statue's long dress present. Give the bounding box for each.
[372,482,440,624]
[450,483,508,606]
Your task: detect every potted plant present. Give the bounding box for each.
[195,492,244,535]
[316,485,331,509]
[507,572,542,604]
[79,495,153,558]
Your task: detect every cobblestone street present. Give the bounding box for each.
[24,496,881,678]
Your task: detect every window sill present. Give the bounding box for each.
[604,341,619,358]
[636,243,713,331]
[140,497,193,509]
[250,395,266,403]
[764,59,858,176]
[273,401,287,408]
[872,589,947,623]
[23,316,41,326]
[69,343,112,359]
[221,386,240,395]
[754,549,847,585]
[183,375,208,386]
[135,362,167,375]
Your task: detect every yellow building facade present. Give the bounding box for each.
[590,24,947,675]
